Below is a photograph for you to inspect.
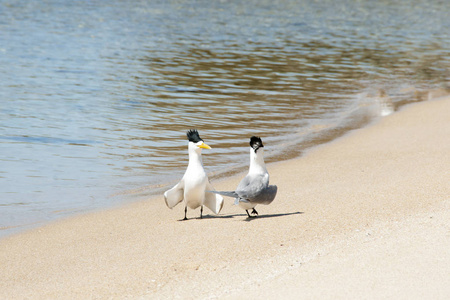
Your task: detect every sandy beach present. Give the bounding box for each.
[1,96,449,299]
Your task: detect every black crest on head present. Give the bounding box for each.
[187,129,203,143]
[250,136,264,152]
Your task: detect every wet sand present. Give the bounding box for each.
[1,96,449,299]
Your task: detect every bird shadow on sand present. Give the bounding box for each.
[178,214,237,221]
[177,211,303,222]
[243,211,304,222]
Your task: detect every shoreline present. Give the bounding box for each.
[0,88,444,240]
[1,95,449,299]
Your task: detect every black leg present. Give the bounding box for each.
[183,206,188,220]
[246,210,251,218]
[200,206,203,219]
[251,208,259,216]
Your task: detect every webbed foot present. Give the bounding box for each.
[246,210,257,218]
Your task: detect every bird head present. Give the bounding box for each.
[187,129,211,152]
[249,136,264,153]
[248,136,267,173]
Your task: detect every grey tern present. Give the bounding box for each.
[211,136,277,218]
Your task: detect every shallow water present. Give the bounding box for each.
[1,0,449,237]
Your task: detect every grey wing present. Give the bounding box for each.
[210,190,238,198]
[235,173,269,200]
[250,185,277,205]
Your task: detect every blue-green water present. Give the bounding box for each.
[1,0,449,237]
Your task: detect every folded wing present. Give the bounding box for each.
[249,185,278,205]
[235,173,269,199]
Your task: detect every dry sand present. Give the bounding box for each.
[1,96,449,299]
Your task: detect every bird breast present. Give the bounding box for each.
[238,201,257,210]
[183,166,208,208]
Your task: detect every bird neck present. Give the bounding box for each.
[248,148,267,175]
[188,147,204,169]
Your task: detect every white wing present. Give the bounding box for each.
[164,180,184,209]
[204,180,224,214]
